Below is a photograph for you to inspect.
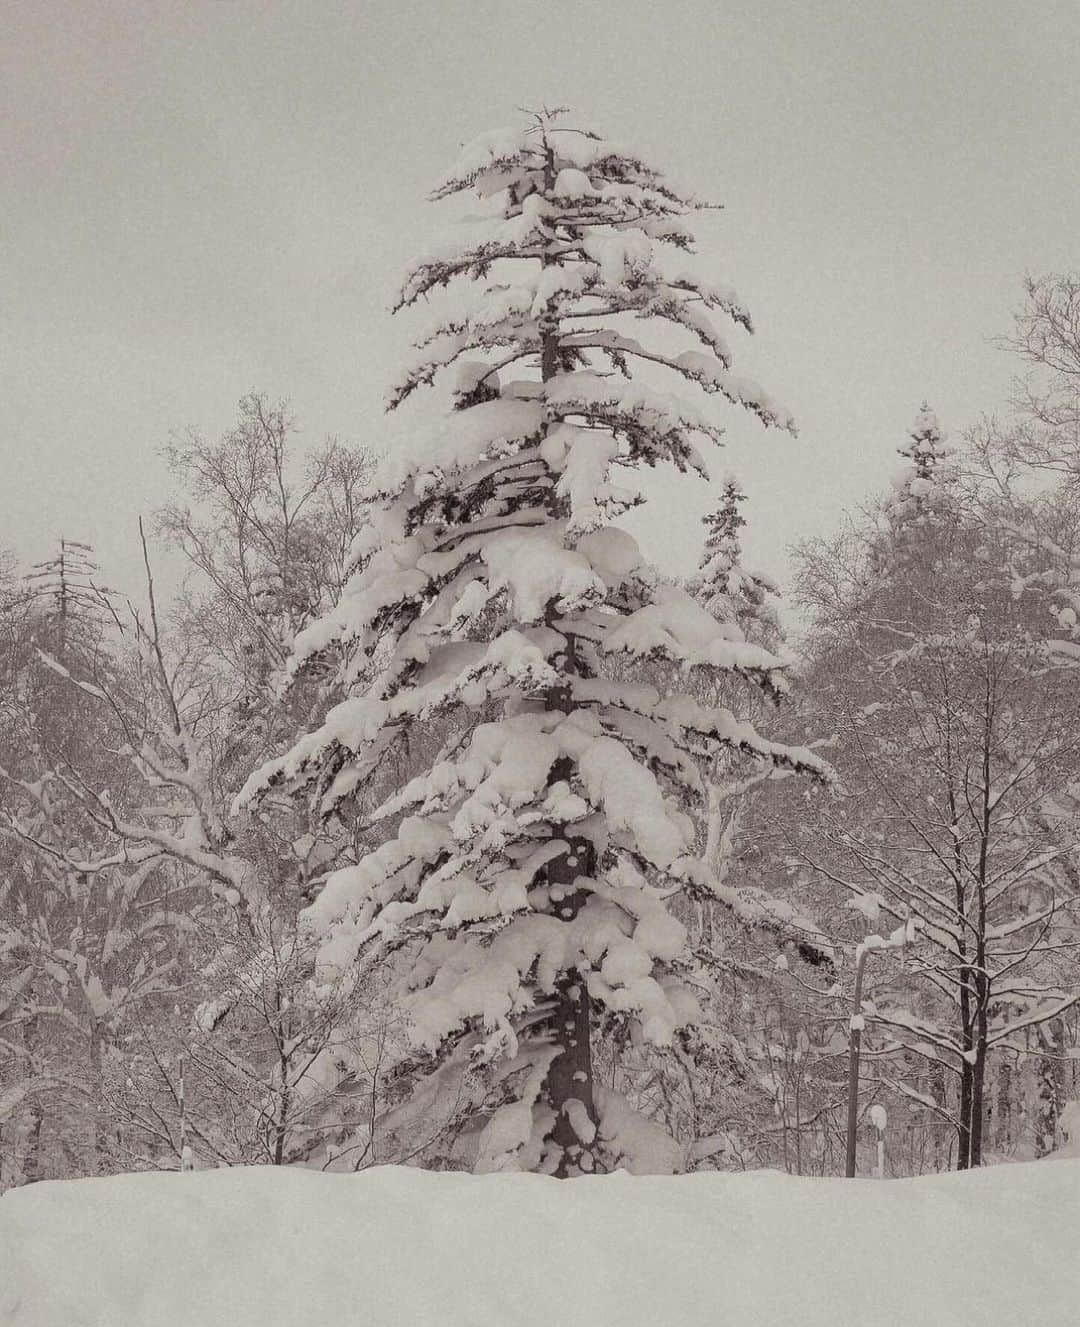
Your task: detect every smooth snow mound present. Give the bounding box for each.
[2,1162,1078,1327]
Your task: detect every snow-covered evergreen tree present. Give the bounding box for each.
[691,475,779,641]
[885,403,957,528]
[240,111,829,1176]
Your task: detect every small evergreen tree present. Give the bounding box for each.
[23,540,120,659]
[885,403,957,529]
[241,111,828,1175]
[692,475,779,642]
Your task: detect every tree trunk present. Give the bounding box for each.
[23,1101,45,1184]
[544,829,599,1176]
[969,1031,986,1166]
[536,153,599,1176]
[273,984,292,1166]
[995,1055,1013,1151]
[22,994,45,1184]
[969,682,992,1169]
[89,1022,108,1173]
[1035,1018,1066,1157]
[957,1043,972,1170]
[930,1059,948,1171]
[954,908,972,1168]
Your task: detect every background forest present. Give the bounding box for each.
[3,116,1080,1189]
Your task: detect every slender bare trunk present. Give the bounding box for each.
[1035,1018,1066,1157]
[930,1060,948,1171]
[966,651,995,1170]
[969,974,988,1167]
[995,1055,1012,1151]
[957,1036,973,1170]
[273,982,292,1166]
[89,1021,108,1173]
[22,992,45,1184]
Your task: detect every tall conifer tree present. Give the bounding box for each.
[241,111,828,1174]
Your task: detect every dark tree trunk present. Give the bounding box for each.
[957,1010,973,1170]
[954,875,972,1170]
[543,829,600,1176]
[969,976,989,1167]
[968,685,992,1169]
[24,1105,45,1183]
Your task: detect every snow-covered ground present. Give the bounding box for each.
[2,1161,1077,1326]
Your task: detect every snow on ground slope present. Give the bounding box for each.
[2,1162,1078,1327]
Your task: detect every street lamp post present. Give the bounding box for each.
[844,944,871,1178]
[844,914,914,1177]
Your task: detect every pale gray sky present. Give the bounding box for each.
[4,0,1079,603]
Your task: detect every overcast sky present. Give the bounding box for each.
[4,0,1079,607]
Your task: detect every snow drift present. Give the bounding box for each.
[2,1162,1078,1326]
